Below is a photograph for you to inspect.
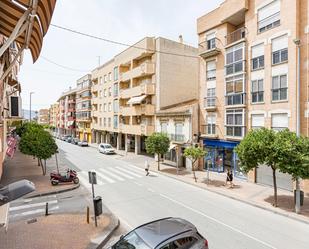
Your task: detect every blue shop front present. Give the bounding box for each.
[203,139,246,179]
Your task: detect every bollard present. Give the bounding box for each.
[86,206,90,224]
[45,202,49,216]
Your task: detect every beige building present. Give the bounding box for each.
[91,37,199,154]
[49,103,59,128]
[197,0,309,193]
[38,109,50,125]
[76,74,92,143]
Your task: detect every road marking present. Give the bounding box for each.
[109,168,134,179]
[115,167,143,178]
[79,171,104,186]
[9,200,58,211]
[98,168,125,181]
[124,164,158,176]
[9,206,59,218]
[160,193,277,249]
[91,169,115,183]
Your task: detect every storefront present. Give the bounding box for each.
[203,139,246,179]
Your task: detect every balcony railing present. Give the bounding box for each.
[204,97,217,110]
[225,27,246,46]
[198,39,221,59]
[225,93,246,106]
[169,134,185,142]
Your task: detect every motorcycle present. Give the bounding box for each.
[50,169,79,185]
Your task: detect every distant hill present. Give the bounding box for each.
[22,109,37,120]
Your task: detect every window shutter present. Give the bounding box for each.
[251,114,264,127]
[258,0,280,22]
[207,60,216,71]
[207,115,216,124]
[251,44,264,58]
[272,113,288,128]
[206,33,215,41]
[272,35,288,52]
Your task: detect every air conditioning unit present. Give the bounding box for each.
[9,96,22,118]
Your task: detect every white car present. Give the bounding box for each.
[78,140,88,147]
[98,143,115,154]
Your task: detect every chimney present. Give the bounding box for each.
[179,35,183,44]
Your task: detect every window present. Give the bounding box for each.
[113,231,151,249]
[272,74,287,101]
[226,109,244,137]
[99,77,102,84]
[108,72,111,81]
[113,83,118,97]
[104,75,107,83]
[251,44,264,70]
[225,43,244,75]
[271,113,288,131]
[104,89,107,97]
[258,0,280,33]
[206,33,216,50]
[113,100,118,113]
[104,103,107,112]
[175,123,184,142]
[207,115,216,135]
[251,114,264,129]
[108,102,112,112]
[251,79,264,103]
[113,115,118,129]
[272,35,288,65]
[99,90,102,98]
[108,117,111,127]
[160,236,198,249]
[205,88,216,108]
[108,87,112,97]
[103,117,106,126]
[99,104,102,111]
[114,67,118,81]
[161,122,168,133]
[206,60,216,81]
[225,74,245,105]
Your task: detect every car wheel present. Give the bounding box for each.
[73,177,79,184]
[51,180,58,186]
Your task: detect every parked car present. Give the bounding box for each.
[71,138,80,145]
[98,143,115,154]
[61,135,70,141]
[66,136,73,143]
[78,140,88,147]
[111,217,208,249]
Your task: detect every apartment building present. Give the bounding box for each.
[197,0,309,192]
[76,74,92,143]
[49,103,59,128]
[38,109,50,125]
[57,88,77,137]
[91,37,199,154]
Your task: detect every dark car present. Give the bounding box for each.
[66,136,73,143]
[71,138,80,145]
[111,217,208,249]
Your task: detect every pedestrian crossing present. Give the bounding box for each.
[9,196,59,220]
[77,165,150,187]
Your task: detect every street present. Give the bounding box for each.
[57,140,309,249]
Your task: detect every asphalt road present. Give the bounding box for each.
[57,140,309,249]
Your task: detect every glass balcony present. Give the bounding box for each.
[225,27,246,46]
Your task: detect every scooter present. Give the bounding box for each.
[50,169,79,185]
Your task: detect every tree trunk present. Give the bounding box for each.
[44,160,47,176]
[37,158,40,166]
[192,160,197,182]
[272,166,278,207]
[39,159,46,176]
[157,154,160,171]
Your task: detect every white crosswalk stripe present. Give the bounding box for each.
[79,171,104,186]
[9,200,58,211]
[90,169,115,183]
[97,168,125,181]
[108,167,134,179]
[115,166,143,178]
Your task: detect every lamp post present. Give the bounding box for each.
[29,92,34,121]
[293,38,301,214]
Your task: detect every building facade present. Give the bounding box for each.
[49,103,59,128]
[38,109,50,125]
[197,0,309,192]
[57,88,77,137]
[91,37,199,154]
[76,74,92,143]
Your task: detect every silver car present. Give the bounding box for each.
[111,217,208,249]
[98,143,115,154]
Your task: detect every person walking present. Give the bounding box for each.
[145,160,150,176]
[225,168,234,188]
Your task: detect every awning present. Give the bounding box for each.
[0,0,57,62]
[203,139,239,149]
[169,144,176,150]
[127,95,147,105]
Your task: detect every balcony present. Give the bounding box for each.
[68,99,75,104]
[199,40,221,59]
[120,83,155,99]
[225,27,246,46]
[169,134,185,143]
[204,97,217,111]
[120,104,155,116]
[119,62,155,82]
[119,124,154,136]
[200,124,218,139]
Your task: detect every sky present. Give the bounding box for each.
[19,0,223,111]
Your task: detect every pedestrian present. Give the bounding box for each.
[145,160,150,176]
[225,168,234,188]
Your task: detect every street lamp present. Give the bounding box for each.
[29,91,35,121]
[293,38,301,214]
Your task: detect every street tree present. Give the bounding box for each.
[145,133,170,171]
[184,146,206,182]
[236,128,283,206]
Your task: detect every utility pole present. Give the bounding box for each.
[294,38,301,214]
[29,92,34,121]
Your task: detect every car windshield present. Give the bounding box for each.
[112,231,151,249]
[105,145,113,149]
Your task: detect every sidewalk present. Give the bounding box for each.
[113,150,309,224]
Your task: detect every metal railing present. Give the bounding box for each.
[204,97,216,109]
[225,27,246,46]
[198,39,220,55]
[169,134,185,142]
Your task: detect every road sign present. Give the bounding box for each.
[88,171,97,184]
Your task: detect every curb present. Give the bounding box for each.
[156,170,309,225]
[26,183,80,198]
